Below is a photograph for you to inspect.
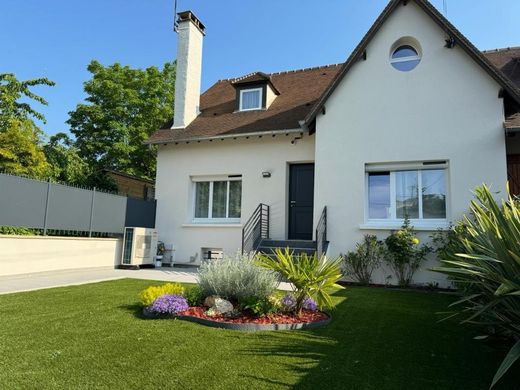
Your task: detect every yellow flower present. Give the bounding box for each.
[412,238,420,245]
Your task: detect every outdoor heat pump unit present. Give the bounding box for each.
[121,227,158,267]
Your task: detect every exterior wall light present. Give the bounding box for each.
[262,171,271,178]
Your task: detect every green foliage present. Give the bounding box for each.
[198,252,278,302]
[256,248,344,314]
[0,73,55,128]
[139,283,185,307]
[385,218,432,287]
[43,133,89,185]
[67,60,176,180]
[0,226,41,236]
[342,235,385,285]
[432,185,520,388]
[239,296,280,317]
[184,285,204,307]
[0,119,52,178]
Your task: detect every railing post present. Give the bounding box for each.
[43,178,51,235]
[88,187,96,237]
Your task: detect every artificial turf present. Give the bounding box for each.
[0,279,518,390]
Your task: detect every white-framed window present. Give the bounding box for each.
[390,42,421,72]
[239,88,262,111]
[193,177,242,222]
[365,162,448,226]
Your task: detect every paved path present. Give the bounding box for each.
[0,266,293,295]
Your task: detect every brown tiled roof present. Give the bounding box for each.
[147,0,520,144]
[146,64,342,144]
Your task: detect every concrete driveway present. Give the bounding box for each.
[0,266,293,295]
[0,266,199,295]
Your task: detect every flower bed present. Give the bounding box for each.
[138,251,343,332]
[142,306,331,332]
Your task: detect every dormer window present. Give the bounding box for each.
[239,88,263,111]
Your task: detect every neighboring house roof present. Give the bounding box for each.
[505,113,520,130]
[146,64,342,144]
[483,47,520,130]
[147,0,520,144]
[102,169,155,185]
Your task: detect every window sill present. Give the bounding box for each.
[182,223,242,228]
[359,221,450,231]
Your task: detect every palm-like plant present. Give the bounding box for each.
[433,185,520,388]
[256,248,344,315]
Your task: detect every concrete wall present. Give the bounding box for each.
[155,133,314,264]
[0,236,122,276]
[314,2,507,287]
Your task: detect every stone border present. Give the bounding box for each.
[142,308,331,332]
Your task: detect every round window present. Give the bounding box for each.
[390,45,421,71]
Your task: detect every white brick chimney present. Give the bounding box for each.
[172,11,205,129]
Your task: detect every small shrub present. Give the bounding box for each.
[139,283,185,307]
[0,226,40,236]
[198,252,278,302]
[342,235,384,285]
[239,296,279,317]
[148,294,189,315]
[303,297,318,312]
[280,294,296,312]
[280,294,318,313]
[385,218,431,287]
[184,285,204,307]
[256,249,344,315]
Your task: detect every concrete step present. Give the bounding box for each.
[260,239,317,249]
[257,246,316,257]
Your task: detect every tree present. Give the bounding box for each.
[67,60,175,180]
[0,73,55,129]
[44,133,89,185]
[0,119,52,178]
[0,73,55,177]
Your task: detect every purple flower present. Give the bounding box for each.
[149,294,189,315]
[303,297,318,311]
[280,294,296,311]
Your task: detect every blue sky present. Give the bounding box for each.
[2,0,519,136]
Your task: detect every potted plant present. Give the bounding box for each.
[155,241,165,268]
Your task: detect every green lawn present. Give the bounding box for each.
[0,279,518,390]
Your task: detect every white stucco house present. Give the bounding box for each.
[146,0,520,287]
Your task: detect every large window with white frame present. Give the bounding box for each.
[239,88,262,111]
[366,162,448,225]
[193,177,242,222]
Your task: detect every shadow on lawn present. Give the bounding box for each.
[239,288,520,390]
[118,303,150,320]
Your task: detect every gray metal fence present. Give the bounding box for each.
[0,173,156,235]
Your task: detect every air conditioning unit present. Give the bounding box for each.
[121,227,158,267]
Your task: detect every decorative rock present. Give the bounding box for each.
[204,296,218,308]
[213,298,233,314]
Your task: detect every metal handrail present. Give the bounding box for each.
[242,203,269,253]
[316,206,327,258]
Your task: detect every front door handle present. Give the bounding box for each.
[290,200,296,208]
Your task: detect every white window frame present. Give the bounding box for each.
[390,45,421,71]
[239,88,263,111]
[363,162,449,230]
[191,176,242,223]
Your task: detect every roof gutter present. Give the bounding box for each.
[147,128,305,145]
